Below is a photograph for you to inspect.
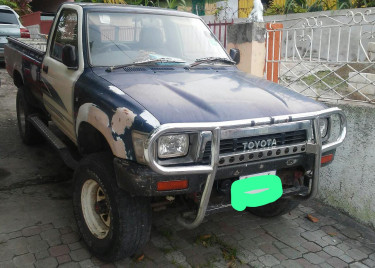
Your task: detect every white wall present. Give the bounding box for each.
[319,101,375,229]
[216,0,238,20]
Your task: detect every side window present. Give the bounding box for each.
[50,9,78,62]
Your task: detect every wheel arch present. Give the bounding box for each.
[13,70,23,88]
[77,122,111,155]
[76,103,127,159]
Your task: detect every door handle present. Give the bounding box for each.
[42,65,48,74]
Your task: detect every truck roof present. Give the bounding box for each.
[63,3,199,18]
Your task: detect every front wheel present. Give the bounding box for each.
[73,153,152,261]
[246,198,300,217]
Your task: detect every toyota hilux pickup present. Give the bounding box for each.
[5,3,346,261]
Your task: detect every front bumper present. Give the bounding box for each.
[141,107,346,228]
[114,150,334,197]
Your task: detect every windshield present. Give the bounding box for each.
[87,12,230,67]
[0,10,19,25]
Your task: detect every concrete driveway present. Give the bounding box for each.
[1,66,375,268]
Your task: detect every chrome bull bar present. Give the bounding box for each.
[144,107,347,229]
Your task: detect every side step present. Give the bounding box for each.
[28,115,78,170]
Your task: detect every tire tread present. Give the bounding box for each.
[73,152,151,261]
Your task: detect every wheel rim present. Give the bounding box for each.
[18,97,26,135]
[81,179,111,239]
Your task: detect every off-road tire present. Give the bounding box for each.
[73,153,152,261]
[246,198,300,217]
[16,86,44,145]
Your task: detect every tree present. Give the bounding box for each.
[0,0,17,9]
[75,0,126,3]
[0,0,32,15]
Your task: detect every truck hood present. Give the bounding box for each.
[94,68,326,124]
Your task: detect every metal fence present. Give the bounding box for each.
[207,20,234,48]
[266,10,375,104]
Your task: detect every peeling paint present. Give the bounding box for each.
[76,103,127,159]
[140,110,160,128]
[112,138,127,158]
[108,85,125,95]
[111,107,137,135]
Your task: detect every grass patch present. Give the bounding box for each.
[301,70,373,101]
[302,70,347,90]
[159,228,173,241]
[195,234,217,247]
[195,234,237,266]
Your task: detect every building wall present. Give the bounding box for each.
[319,101,375,229]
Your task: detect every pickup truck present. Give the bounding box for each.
[5,3,347,261]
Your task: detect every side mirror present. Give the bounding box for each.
[230,48,240,64]
[62,44,78,69]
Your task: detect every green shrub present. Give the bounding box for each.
[0,0,18,9]
[264,0,373,15]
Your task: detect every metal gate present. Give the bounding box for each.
[266,9,375,104]
[207,20,234,48]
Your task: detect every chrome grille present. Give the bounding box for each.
[202,130,307,164]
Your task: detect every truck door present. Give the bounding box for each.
[41,6,84,143]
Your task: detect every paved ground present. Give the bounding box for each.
[1,66,375,268]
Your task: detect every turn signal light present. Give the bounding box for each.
[321,154,333,164]
[157,180,188,191]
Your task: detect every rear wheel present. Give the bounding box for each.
[73,153,152,261]
[246,198,299,217]
[16,86,44,145]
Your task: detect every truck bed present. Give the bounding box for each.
[5,37,47,109]
[16,38,47,52]
[7,37,46,62]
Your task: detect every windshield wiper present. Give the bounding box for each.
[106,58,186,72]
[188,57,236,68]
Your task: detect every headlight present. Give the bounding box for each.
[319,118,329,138]
[158,134,189,159]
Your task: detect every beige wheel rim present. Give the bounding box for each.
[81,179,111,239]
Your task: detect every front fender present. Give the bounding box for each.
[76,103,138,159]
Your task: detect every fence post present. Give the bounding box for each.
[227,22,266,77]
[265,23,283,83]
